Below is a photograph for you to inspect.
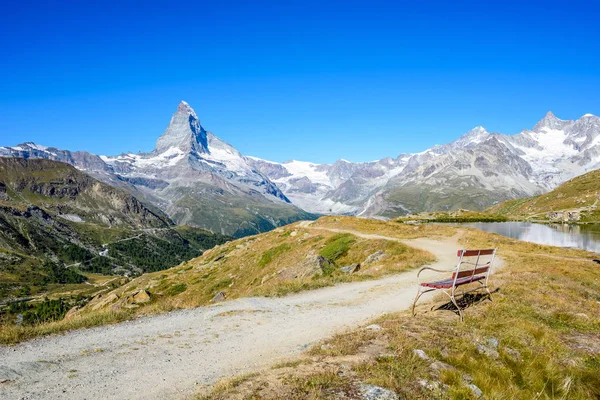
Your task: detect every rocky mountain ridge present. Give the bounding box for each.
[2,104,599,221]
[0,102,315,237]
[250,112,600,216]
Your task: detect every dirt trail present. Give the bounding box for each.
[0,224,498,400]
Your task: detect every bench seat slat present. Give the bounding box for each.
[420,275,485,289]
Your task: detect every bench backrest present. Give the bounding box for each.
[452,248,497,281]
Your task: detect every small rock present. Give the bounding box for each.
[210,291,226,303]
[468,383,483,398]
[477,343,499,359]
[364,251,385,265]
[290,231,298,237]
[504,347,522,361]
[574,313,590,320]
[412,349,430,360]
[359,383,399,400]
[462,373,473,383]
[366,324,383,331]
[430,361,455,372]
[417,379,439,391]
[339,263,360,274]
[487,337,499,349]
[321,344,332,351]
[131,290,151,304]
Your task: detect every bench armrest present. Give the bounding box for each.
[417,266,455,276]
[416,266,457,284]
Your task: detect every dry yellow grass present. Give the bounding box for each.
[199,227,600,399]
[0,309,133,345]
[85,222,434,311]
[311,215,458,239]
[488,168,600,221]
[1,217,437,344]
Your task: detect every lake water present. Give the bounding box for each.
[457,222,600,254]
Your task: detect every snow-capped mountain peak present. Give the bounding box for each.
[155,101,208,154]
[453,125,489,147]
[177,100,198,118]
[532,111,573,133]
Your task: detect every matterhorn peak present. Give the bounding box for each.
[155,101,209,154]
[177,100,198,119]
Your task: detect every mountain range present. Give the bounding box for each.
[249,111,600,217]
[1,102,316,237]
[2,102,599,229]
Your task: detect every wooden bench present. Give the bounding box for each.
[412,248,497,321]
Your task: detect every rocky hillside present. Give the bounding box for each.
[487,167,600,222]
[0,102,316,237]
[0,157,171,229]
[73,217,440,316]
[0,158,231,301]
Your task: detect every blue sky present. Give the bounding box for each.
[1,0,599,163]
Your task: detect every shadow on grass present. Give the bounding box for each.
[432,288,500,316]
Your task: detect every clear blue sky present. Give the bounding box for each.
[1,0,599,163]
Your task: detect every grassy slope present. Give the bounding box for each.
[169,185,319,238]
[0,158,231,317]
[201,228,600,400]
[76,217,436,312]
[395,209,508,223]
[379,179,519,218]
[0,216,440,344]
[488,168,600,221]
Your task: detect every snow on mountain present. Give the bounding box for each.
[251,112,600,217]
[0,102,313,236]
[2,105,599,221]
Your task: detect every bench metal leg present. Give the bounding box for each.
[450,294,464,322]
[485,286,493,301]
[439,289,464,322]
[412,288,422,317]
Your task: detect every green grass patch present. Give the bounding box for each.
[258,243,292,267]
[164,283,188,296]
[319,233,355,261]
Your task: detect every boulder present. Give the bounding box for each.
[131,289,151,304]
[280,254,336,280]
[210,291,226,303]
[90,293,119,311]
[339,263,360,274]
[364,250,385,265]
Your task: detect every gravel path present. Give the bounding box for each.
[0,226,492,400]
